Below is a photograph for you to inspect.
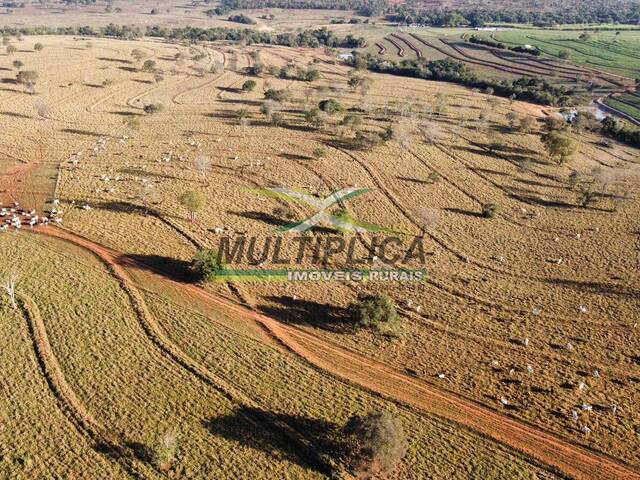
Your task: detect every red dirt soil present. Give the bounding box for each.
[35,225,640,480]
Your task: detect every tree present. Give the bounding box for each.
[264,88,288,102]
[235,108,250,126]
[242,79,256,92]
[312,147,326,159]
[350,294,397,330]
[418,121,444,144]
[342,113,362,132]
[33,42,43,52]
[6,44,17,55]
[260,100,281,123]
[12,60,23,70]
[17,70,38,93]
[342,411,406,477]
[123,115,141,130]
[573,111,600,133]
[1,271,19,310]
[519,116,535,133]
[505,112,519,131]
[35,101,48,118]
[141,59,156,72]
[131,48,147,62]
[143,103,164,114]
[542,131,578,165]
[319,98,343,115]
[150,428,178,472]
[481,203,498,218]
[179,190,205,221]
[192,248,224,282]
[194,155,211,182]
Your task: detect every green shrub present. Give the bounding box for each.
[342,411,406,477]
[143,103,164,114]
[319,98,343,114]
[273,205,295,219]
[242,79,256,92]
[192,249,223,282]
[350,294,397,330]
[481,203,498,218]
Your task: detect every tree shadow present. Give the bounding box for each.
[117,167,178,180]
[259,296,352,333]
[228,210,288,227]
[204,111,238,121]
[109,110,143,117]
[444,207,483,218]
[280,152,312,161]
[544,277,639,298]
[218,86,241,93]
[120,254,195,282]
[0,110,31,119]
[93,200,155,216]
[396,176,431,185]
[203,406,340,476]
[98,57,131,64]
[251,119,316,133]
[218,98,263,106]
[61,128,104,137]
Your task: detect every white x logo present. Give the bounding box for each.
[257,187,375,232]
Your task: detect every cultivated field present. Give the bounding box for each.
[1,32,639,479]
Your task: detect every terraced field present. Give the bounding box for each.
[1,34,639,479]
[483,29,640,79]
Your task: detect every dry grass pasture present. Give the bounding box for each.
[0,225,563,479]
[0,33,639,479]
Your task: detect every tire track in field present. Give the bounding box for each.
[114,244,640,480]
[331,143,638,313]
[17,294,156,480]
[300,151,627,328]
[35,226,335,476]
[171,71,229,105]
[27,229,640,480]
[33,227,640,479]
[125,73,187,110]
[405,144,572,236]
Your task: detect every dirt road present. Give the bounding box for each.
[36,225,640,480]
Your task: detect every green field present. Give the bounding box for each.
[481,29,640,78]
[604,97,640,121]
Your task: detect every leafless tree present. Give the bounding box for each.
[1,271,19,310]
[194,155,211,182]
[418,120,444,145]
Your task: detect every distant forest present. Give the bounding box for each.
[0,24,366,48]
[217,0,640,25]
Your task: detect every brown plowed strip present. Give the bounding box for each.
[384,35,405,57]
[34,226,640,480]
[390,33,422,59]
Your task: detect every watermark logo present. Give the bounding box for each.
[213,186,426,282]
[252,187,401,234]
